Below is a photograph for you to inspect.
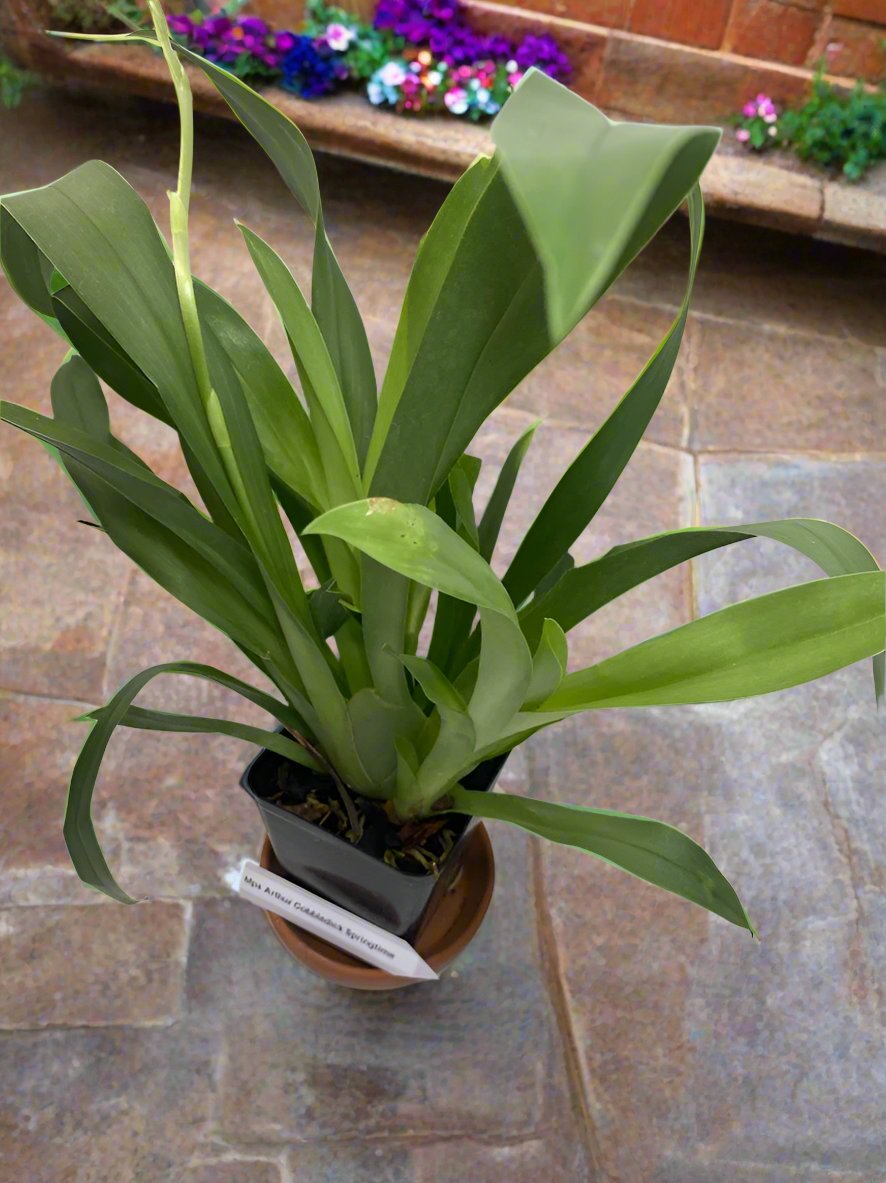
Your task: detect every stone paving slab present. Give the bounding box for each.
[530,451,886,1181]
[687,316,885,453]
[1,86,884,1181]
[0,901,189,1029]
[183,762,583,1150]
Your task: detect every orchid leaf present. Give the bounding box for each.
[537,573,886,713]
[306,499,516,618]
[2,397,286,663]
[368,75,716,507]
[96,705,322,771]
[238,223,361,501]
[112,34,376,458]
[504,185,705,605]
[51,283,171,424]
[520,517,884,705]
[195,280,326,508]
[524,619,568,708]
[493,69,719,340]
[448,787,755,934]
[478,419,539,561]
[397,655,477,812]
[64,661,317,902]
[307,499,532,747]
[179,43,377,460]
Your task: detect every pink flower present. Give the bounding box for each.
[378,61,407,87]
[324,22,354,52]
[743,101,757,117]
[444,86,469,114]
[735,128,751,143]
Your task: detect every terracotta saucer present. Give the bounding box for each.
[259,825,495,990]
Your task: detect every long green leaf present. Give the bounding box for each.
[504,185,705,605]
[396,655,476,813]
[51,283,172,424]
[367,76,716,507]
[306,498,515,617]
[449,786,754,933]
[0,202,66,335]
[64,660,316,902]
[238,223,361,501]
[88,705,322,771]
[367,155,545,504]
[538,572,886,713]
[478,418,539,561]
[195,280,326,507]
[197,339,360,785]
[2,396,288,666]
[172,41,377,459]
[427,457,483,673]
[493,69,719,340]
[306,499,532,747]
[520,517,885,704]
[1,162,240,527]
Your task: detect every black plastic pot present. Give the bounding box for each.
[241,747,506,940]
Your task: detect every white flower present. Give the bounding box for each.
[426,70,442,87]
[367,80,386,105]
[378,61,408,87]
[325,22,355,52]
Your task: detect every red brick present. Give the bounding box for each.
[816,15,886,80]
[598,31,810,123]
[724,0,822,66]
[463,2,609,101]
[628,0,732,49]
[480,0,631,25]
[831,0,886,23]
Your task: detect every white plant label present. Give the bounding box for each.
[236,859,438,981]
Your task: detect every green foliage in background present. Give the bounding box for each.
[780,67,886,181]
[2,2,883,933]
[0,51,38,108]
[303,0,402,81]
[46,0,144,33]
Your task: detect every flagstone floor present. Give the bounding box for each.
[2,86,885,1183]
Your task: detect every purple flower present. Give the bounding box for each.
[281,35,340,98]
[239,16,270,37]
[167,13,194,37]
[514,33,571,79]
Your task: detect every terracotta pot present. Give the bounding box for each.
[258,828,495,990]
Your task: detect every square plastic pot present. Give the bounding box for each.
[241,747,506,940]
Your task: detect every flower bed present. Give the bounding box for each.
[166,0,571,120]
[733,69,886,182]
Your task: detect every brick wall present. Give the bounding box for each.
[500,0,886,82]
[163,2,886,89]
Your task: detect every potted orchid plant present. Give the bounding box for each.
[2,1,883,985]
